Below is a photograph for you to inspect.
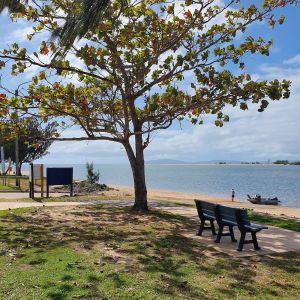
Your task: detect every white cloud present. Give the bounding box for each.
[283,54,300,66]
[10,26,33,42]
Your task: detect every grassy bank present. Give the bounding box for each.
[248,212,300,233]
[0,205,299,299]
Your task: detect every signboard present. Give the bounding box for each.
[46,167,74,197]
[29,164,43,181]
[29,163,45,199]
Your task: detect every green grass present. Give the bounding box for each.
[41,194,134,202]
[248,212,300,232]
[0,185,18,191]
[0,177,28,191]
[0,206,299,299]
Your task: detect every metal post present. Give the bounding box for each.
[15,89,20,188]
[70,183,73,197]
[40,164,44,198]
[29,163,34,200]
[1,146,5,176]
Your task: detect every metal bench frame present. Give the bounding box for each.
[194,200,217,236]
[235,209,268,251]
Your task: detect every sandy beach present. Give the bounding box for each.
[0,184,299,220]
[106,185,300,220]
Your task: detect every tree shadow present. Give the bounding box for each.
[0,205,299,299]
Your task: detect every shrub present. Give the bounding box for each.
[86,162,100,184]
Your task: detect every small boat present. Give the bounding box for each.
[247,194,281,205]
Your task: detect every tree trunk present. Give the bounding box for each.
[123,135,148,211]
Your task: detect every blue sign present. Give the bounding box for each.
[46,167,73,197]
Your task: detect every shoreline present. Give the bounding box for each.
[0,184,299,220]
[107,185,300,220]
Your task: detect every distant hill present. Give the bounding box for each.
[146,159,187,164]
[146,159,249,165]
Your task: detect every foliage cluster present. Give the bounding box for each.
[86,162,100,184]
[0,118,55,172]
[273,160,300,165]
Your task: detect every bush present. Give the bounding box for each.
[86,162,100,184]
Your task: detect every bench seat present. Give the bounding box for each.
[244,223,268,232]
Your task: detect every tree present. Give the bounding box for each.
[0,0,26,14]
[0,118,55,173]
[0,0,110,50]
[273,160,289,165]
[86,162,100,185]
[0,0,296,211]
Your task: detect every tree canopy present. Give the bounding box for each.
[0,118,55,173]
[0,0,297,210]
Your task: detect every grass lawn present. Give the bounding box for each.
[248,212,300,233]
[0,206,299,299]
[0,177,28,192]
[0,185,18,191]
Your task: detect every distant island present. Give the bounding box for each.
[273,160,300,165]
[147,159,300,165]
[147,159,262,165]
[146,159,187,165]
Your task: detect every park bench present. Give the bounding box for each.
[215,204,268,251]
[235,208,268,251]
[194,200,217,236]
[215,205,238,244]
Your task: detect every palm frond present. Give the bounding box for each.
[53,0,110,51]
[0,0,110,52]
[0,0,27,13]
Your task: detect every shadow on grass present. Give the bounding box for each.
[0,205,299,299]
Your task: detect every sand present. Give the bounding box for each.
[106,185,300,220]
[0,184,299,219]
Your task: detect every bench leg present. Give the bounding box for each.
[210,220,217,235]
[251,232,261,250]
[197,220,205,236]
[229,226,237,242]
[237,232,246,251]
[215,225,223,243]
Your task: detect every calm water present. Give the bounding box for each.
[41,164,300,208]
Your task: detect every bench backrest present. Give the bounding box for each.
[235,209,251,228]
[215,205,237,224]
[194,200,216,220]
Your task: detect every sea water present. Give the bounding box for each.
[38,164,300,208]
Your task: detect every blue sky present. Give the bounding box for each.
[0,2,300,164]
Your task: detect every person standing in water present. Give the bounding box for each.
[231,189,235,202]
